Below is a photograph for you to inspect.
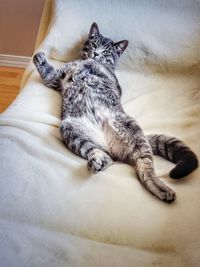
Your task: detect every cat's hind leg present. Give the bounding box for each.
[110,114,176,202]
[60,121,113,174]
[129,136,176,202]
[133,153,176,202]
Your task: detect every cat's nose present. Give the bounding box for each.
[94,52,99,57]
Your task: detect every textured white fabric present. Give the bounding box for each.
[1,0,200,266]
[38,0,200,69]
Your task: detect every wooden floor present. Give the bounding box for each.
[0,66,24,113]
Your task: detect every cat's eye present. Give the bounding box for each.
[91,43,97,49]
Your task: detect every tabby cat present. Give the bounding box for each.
[33,22,198,203]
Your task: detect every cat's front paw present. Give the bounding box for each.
[87,150,113,174]
[33,52,46,66]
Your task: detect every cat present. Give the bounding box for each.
[33,22,198,203]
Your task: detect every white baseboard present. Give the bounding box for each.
[0,54,31,68]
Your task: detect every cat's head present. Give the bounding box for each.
[81,23,128,69]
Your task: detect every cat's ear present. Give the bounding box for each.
[114,40,129,55]
[89,22,100,37]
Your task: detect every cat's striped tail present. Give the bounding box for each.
[147,134,198,179]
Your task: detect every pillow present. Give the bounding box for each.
[37,0,200,71]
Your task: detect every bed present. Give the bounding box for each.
[1,0,200,266]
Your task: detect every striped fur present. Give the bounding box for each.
[33,23,198,203]
[147,134,198,179]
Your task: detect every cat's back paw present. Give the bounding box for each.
[87,150,113,174]
[160,189,176,203]
[152,178,177,203]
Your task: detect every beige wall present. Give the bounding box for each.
[0,0,45,56]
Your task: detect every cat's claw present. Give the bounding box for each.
[87,151,113,174]
[33,52,46,66]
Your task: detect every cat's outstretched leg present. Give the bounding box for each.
[133,153,176,202]
[60,121,113,174]
[111,114,176,202]
[33,52,63,91]
[129,137,176,203]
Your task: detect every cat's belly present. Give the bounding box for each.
[62,107,114,151]
[79,115,108,149]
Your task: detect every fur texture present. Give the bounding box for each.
[33,23,198,203]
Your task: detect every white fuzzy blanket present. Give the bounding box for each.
[1,1,200,266]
